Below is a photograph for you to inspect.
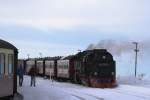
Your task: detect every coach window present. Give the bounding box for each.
[0,53,5,75]
[64,64,66,69]
[50,63,52,68]
[49,63,51,68]
[50,62,53,68]
[8,54,13,74]
[51,62,54,68]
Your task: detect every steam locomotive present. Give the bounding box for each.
[19,49,116,88]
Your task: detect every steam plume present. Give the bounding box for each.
[86,40,134,56]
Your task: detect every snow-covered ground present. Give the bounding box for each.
[17,76,150,100]
[117,75,150,87]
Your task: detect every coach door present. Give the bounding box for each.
[0,49,14,97]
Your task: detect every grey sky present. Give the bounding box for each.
[0,0,150,76]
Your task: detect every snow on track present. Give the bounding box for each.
[17,76,150,100]
[110,85,150,100]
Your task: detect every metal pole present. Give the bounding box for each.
[133,42,139,78]
[39,52,42,58]
[27,54,30,59]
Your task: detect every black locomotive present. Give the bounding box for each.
[75,49,116,88]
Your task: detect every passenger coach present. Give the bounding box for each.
[36,59,44,76]
[44,57,61,79]
[0,39,18,99]
[57,56,75,81]
[26,59,36,74]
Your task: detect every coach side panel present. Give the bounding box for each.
[0,48,14,97]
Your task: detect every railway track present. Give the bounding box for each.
[55,82,104,100]
[71,94,86,100]
[70,86,150,100]
[62,89,104,100]
[113,89,150,100]
[54,80,150,100]
[107,88,150,100]
[70,93,104,100]
[74,88,150,100]
[83,93,104,100]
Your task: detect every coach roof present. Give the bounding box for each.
[0,39,17,50]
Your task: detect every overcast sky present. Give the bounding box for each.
[0,0,150,76]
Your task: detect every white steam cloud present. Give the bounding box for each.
[86,40,150,56]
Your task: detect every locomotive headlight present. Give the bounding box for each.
[102,56,106,59]
[112,72,114,75]
[94,72,98,76]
